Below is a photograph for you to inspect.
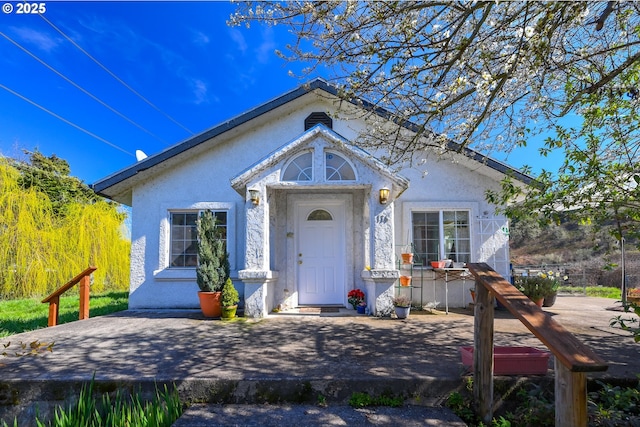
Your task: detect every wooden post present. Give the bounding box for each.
[42,266,97,327]
[79,274,90,320]
[467,263,607,427]
[555,358,588,427]
[47,296,60,327]
[474,277,495,424]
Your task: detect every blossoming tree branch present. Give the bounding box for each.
[230,2,639,160]
[230,1,640,248]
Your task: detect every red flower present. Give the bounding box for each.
[348,288,365,309]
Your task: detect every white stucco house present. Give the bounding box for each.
[93,79,531,318]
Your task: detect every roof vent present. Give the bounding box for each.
[304,112,332,130]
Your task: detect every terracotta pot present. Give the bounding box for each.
[400,275,412,287]
[532,297,544,307]
[401,253,414,264]
[198,291,222,318]
[470,290,476,303]
[222,305,238,319]
[431,261,446,269]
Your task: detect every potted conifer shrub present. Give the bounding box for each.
[221,278,240,319]
[196,210,230,318]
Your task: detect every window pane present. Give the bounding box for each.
[326,152,355,180]
[214,211,227,225]
[169,211,227,268]
[172,214,185,226]
[185,213,198,226]
[412,210,471,266]
[184,254,197,267]
[283,152,313,181]
[412,212,440,266]
[308,209,333,221]
[443,211,470,263]
[172,241,185,254]
[172,226,185,240]
[171,255,184,267]
[184,226,196,241]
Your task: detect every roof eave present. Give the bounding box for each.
[92,77,533,198]
[92,79,338,198]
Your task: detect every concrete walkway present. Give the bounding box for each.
[1,296,638,425]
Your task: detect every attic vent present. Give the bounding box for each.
[304,112,332,130]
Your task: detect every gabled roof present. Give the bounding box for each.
[230,123,410,197]
[92,78,532,204]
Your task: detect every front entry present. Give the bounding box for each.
[296,199,346,305]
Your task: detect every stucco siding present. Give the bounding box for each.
[128,97,350,309]
[123,91,515,311]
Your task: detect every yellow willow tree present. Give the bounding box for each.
[0,159,130,299]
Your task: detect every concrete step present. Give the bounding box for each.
[172,403,467,427]
[1,376,465,425]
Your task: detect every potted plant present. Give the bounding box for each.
[196,210,230,318]
[221,278,239,319]
[542,271,562,307]
[348,288,365,310]
[400,242,414,264]
[357,301,367,314]
[628,288,640,303]
[393,294,411,319]
[514,275,553,307]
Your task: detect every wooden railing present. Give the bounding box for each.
[41,266,97,327]
[467,263,608,427]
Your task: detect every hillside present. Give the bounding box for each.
[509,218,640,289]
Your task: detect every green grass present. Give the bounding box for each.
[586,286,621,299]
[0,291,128,338]
[558,286,621,299]
[38,380,182,427]
[1,378,183,427]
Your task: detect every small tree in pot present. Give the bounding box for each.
[221,278,240,319]
[196,210,230,317]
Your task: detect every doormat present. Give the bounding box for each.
[299,307,340,313]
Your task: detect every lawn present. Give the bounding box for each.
[0,291,128,338]
[558,286,621,299]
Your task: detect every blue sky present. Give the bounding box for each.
[0,1,558,186]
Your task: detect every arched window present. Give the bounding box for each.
[282,152,313,181]
[307,209,333,221]
[325,152,356,181]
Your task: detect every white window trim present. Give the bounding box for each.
[324,149,358,181]
[154,202,236,281]
[281,150,314,182]
[401,201,478,267]
[281,148,359,183]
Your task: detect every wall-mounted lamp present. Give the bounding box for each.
[248,188,260,206]
[379,187,390,204]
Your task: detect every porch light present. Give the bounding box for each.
[248,188,260,205]
[379,187,390,204]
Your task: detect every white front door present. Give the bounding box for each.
[296,200,345,305]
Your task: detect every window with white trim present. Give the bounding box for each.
[169,210,227,268]
[412,210,470,266]
[282,150,357,182]
[325,151,355,181]
[282,152,313,181]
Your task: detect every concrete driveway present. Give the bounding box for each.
[0,295,637,425]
